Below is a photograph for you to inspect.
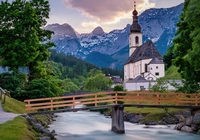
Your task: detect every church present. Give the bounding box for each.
[124,5,165,91]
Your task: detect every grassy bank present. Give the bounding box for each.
[165,65,182,80]
[1,95,27,114]
[0,117,35,140]
[0,95,55,140]
[125,107,183,121]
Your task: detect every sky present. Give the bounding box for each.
[14,0,185,34]
[5,0,184,33]
[47,0,184,33]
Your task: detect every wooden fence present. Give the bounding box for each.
[0,87,6,104]
[24,92,200,113]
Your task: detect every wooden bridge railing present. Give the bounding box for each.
[24,92,200,113]
[0,87,6,104]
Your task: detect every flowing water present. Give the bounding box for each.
[49,111,200,140]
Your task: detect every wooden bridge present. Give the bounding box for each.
[24,91,200,134]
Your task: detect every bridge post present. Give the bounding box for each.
[111,105,125,134]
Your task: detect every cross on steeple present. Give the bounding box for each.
[134,1,136,10]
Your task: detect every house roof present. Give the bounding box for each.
[148,57,164,64]
[127,75,147,83]
[125,40,162,65]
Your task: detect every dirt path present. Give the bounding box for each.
[0,103,20,124]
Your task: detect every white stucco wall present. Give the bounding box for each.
[124,81,156,91]
[132,59,152,78]
[124,59,154,81]
[124,80,182,91]
[129,33,142,56]
[148,63,165,78]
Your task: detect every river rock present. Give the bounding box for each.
[163,115,178,124]
[198,129,200,134]
[174,122,185,130]
[193,113,200,125]
[38,136,51,140]
[130,114,144,123]
[124,113,135,121]
[26,115,37,125]
[183,110,191,118]
[157,120,167,125]
[145,120,157,125]
[186,116,193,126]
[174,114,185,122]
[34,123,43,131]
[191,124,199,132]
[181,126,193,133]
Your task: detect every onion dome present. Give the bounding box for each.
[130,2,141,33]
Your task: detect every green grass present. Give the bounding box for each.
[0,96,36,139]
[1,95,27,114]
[0,116,35,140]
[124,107,184,121]
[165,65,182,80]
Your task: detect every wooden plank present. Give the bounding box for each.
[76,98,96,102]
[24,92,200,112]
[52,100,74,105]
[96,99,115,103]
[25,102,52,107]
[52,103,73,108]
[97,96,115,100]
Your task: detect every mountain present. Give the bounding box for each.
[46,3,183,69]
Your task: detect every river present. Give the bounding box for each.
[49,111,200,140]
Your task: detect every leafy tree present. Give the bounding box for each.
[149,78,168,92]
[0,72,27,99]
[0,0,54,79]
[163,44,176,70]
[62,78,80,92]
[113,84,124,91]
[172,0,200,93]
[84,72,113,92]
[25,77,63,99]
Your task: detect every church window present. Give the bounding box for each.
[155,72,159,76]
[156,66,158,69]
[135,36,139,44]
[145,64,148,72]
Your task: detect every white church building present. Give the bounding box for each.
[124,5,165,91]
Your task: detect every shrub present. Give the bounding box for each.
[149,78,168,92]
[25,78,63,99]
[113,84,124,91]
[0,72,27,99]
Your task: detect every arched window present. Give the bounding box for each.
[135,36,139,44]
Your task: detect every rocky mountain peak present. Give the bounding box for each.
[46,3,183,69]
[92,26,105,36]
[45,23,77,39]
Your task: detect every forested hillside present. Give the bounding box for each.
[48,50,123,79]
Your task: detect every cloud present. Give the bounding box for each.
[63,0,155,23]
[81,21,100,28]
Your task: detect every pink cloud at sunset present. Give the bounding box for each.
[63,0,155,23]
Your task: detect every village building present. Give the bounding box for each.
[124,5,165,91]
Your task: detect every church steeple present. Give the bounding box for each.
[130,2,141,33]
[129,1,142,56]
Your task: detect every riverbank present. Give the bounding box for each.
[0,96,57,140]
[105,109,200,134]
[49,111,200,140]
[25,114,57,140]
